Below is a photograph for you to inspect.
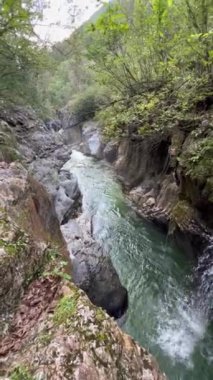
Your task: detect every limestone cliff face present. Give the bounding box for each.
[107,125,213,258]
[0,109,167,379]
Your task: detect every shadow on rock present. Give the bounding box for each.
[54,170,82,224]
[61,218,128,319]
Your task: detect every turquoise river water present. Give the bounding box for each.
[63,151,213,380]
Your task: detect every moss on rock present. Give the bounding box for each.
[53,294,78,326]
[4,282,166,380]
[170,200,194,230]
[0,120,20,162]
[10,365,34,380]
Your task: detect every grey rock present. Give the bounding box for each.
[46,119,61,131]
[61,216,128,319]
[82,121,105,159]
[55,172,82,224]
[59,171,80,200]
[103,141,118,163]
[55,186,75,224]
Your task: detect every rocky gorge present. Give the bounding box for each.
[73,116,213,262]
[0,104,212,379]
[0,106,167,379]
[58,113,213,379]
[0,0,212,378]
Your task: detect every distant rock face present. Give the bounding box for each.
[82,121,105,159]
[0,105,73,197]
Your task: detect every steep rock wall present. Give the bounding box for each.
[0,163,166,380]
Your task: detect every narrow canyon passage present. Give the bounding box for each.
[62,150,213,380]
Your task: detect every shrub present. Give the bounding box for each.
[180,137,213,180]
[68,86,108,124]
[0,121,20,162]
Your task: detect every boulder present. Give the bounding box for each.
[46,119,62,131]
[61,217,128,319]
[55,171,82,224]
[82,121,105,159]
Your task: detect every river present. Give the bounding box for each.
[63,150,213,380]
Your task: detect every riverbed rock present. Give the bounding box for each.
[55,171,82,224]
[61,216,128,319]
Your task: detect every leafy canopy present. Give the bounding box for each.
[0,0,50,109]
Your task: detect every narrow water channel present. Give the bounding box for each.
[63,150,213,380]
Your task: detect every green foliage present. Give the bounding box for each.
[38,330,54,346]
[97,89,171,138]
[0,145,19,162]
[0,121,20,162]
[180,137,213,180]
[43,248,72,282]
[10,365,34,380]
[42,30,93,111]
[0,230,28,257]
[37,0,211,125]
[86,0,213,98]
[0,0,51,109]
[175,74,211,111]
[69,86,108,124]
[53,295,77,326]
[97,70,212,139]
[0,0,36,38]
[42,0,212,140]
[87,1,169,94]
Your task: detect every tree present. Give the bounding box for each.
[0,0,35,37]
[86,0,212,98]
[0,0,50,107]
[35,0,212,122]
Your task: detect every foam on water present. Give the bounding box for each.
[157,240,212,367]
[157,299,207,366]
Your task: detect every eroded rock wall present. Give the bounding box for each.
[0,161,166,380]
[112,126,213,258]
